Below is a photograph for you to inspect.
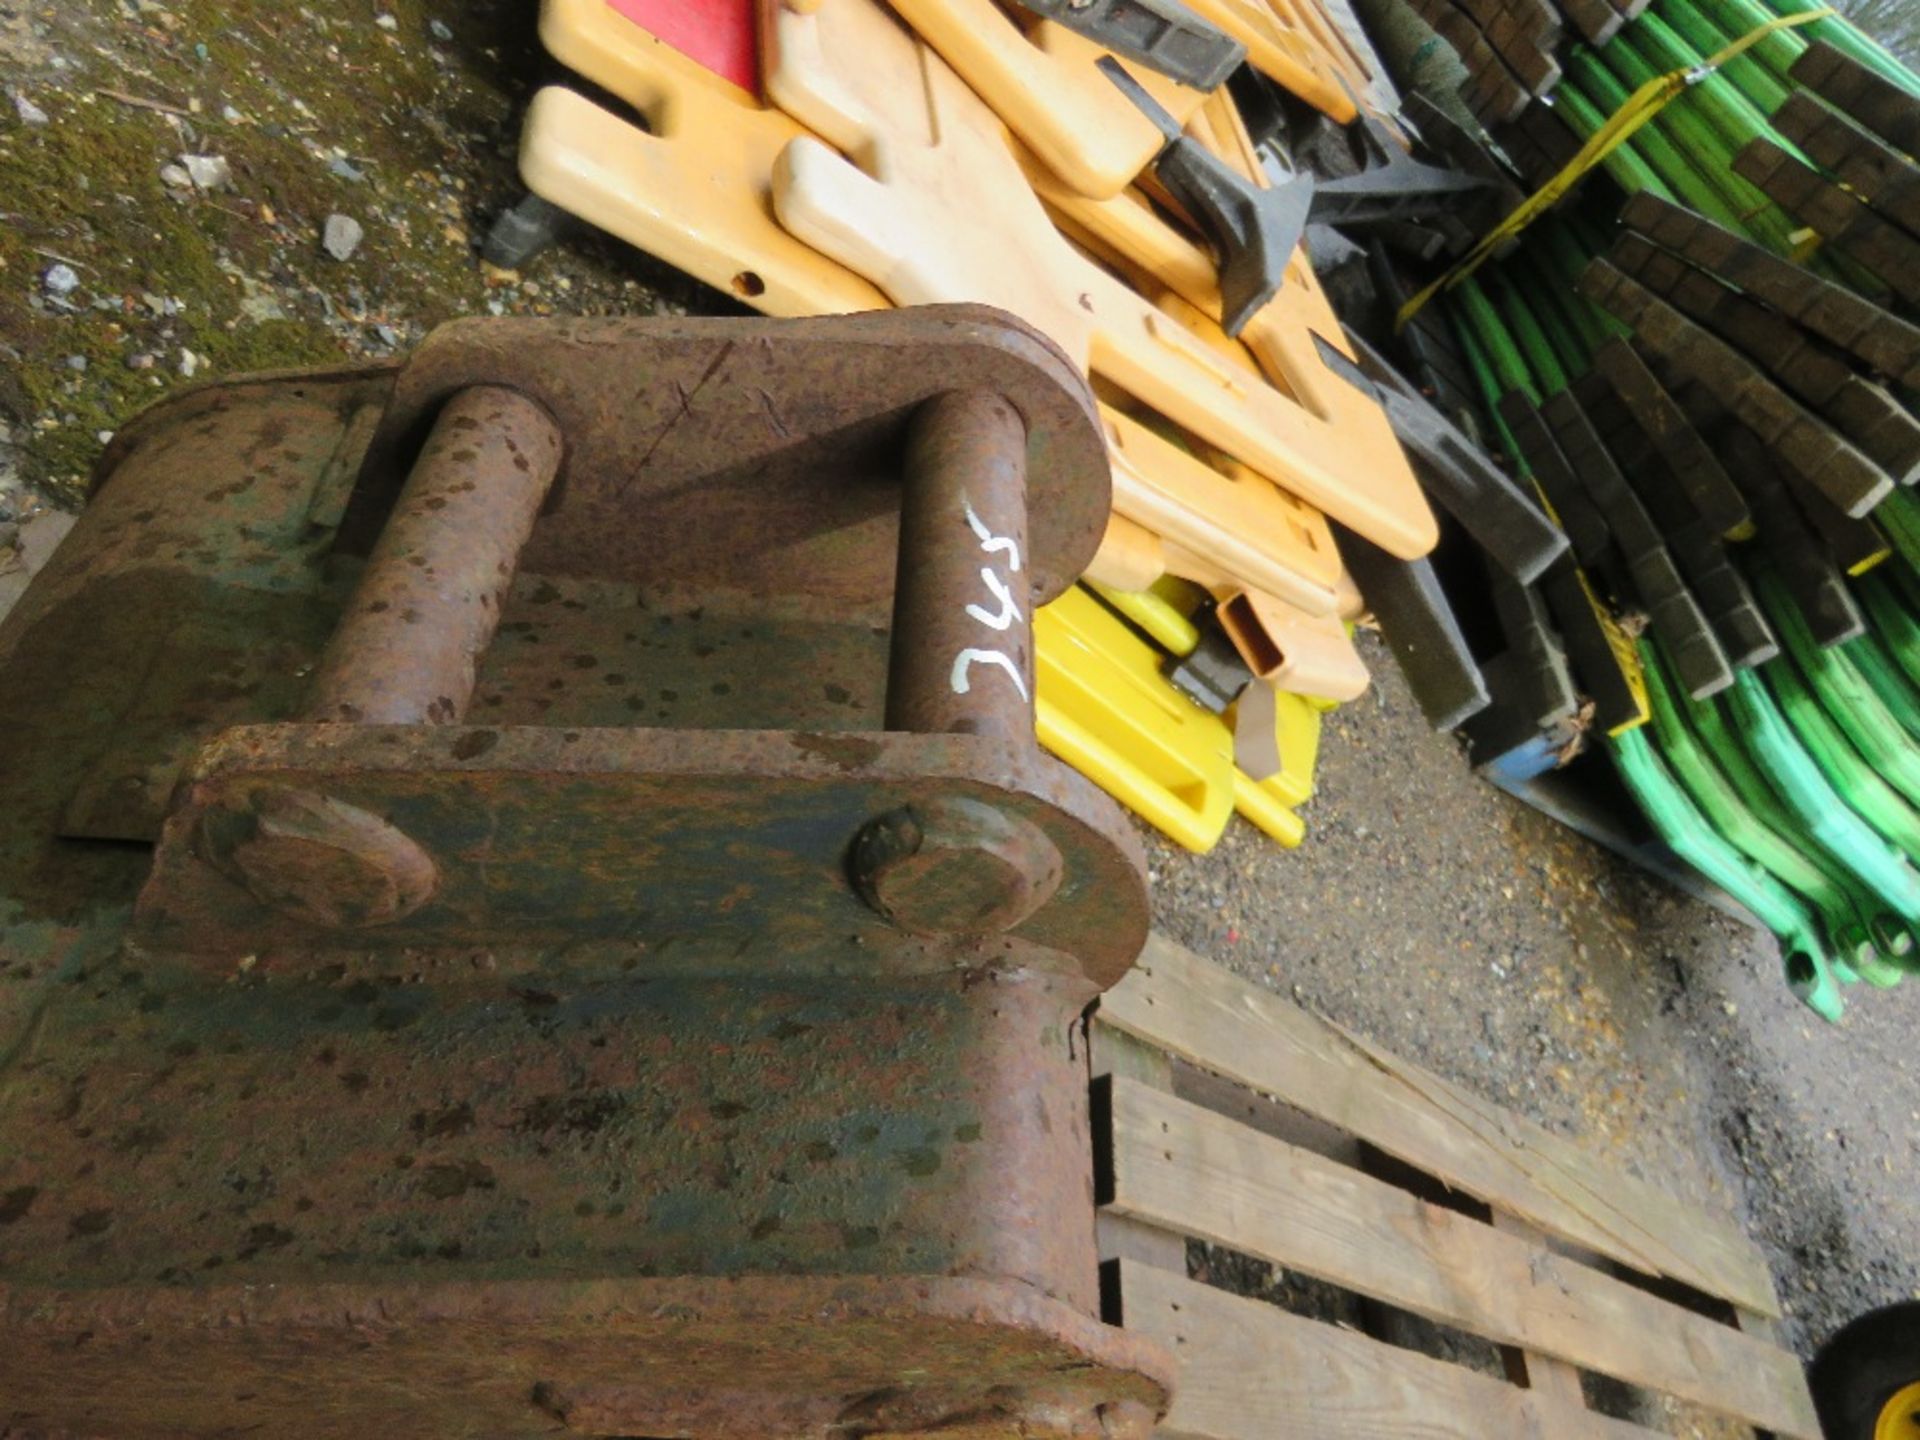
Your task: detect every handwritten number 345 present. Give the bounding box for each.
[951,500,1028,702]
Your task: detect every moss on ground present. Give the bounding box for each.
[1,0,661,504]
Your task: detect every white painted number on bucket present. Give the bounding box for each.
[951,647,1027,699]
[966,569,1021,631]
[966,501,1022,572]
[952,498,1027,701]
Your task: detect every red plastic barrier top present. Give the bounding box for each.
[605,0,759,94]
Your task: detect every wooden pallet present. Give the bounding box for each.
[1090,934,1822,1439]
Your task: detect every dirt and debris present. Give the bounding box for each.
[1,0,1914,1387]
[0,0,729,524]
[320,210,364,261]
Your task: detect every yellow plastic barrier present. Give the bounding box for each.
[886,0,1207,199]
[1035,587,1237,853]
[525,0,884,318]
[1025,122,1417,570]
[1231,769,1308,847]
[1086,514,1281,602]
[1102,403,1345,614]
[1175,0,1358,119]
[1067,581,1325,846]
[1087,511,1169,592]
[525,0,1373,607]
[763,0,1440,560]
[1263,0,1379,106]
[1088,577,1206,654]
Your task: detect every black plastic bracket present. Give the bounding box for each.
[1024,0,1245,90]
[1101,56,1310,335]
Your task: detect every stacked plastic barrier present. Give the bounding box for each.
[500,0,1469,856]
[1410,0,1920,1017]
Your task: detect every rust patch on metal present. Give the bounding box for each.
[0,310,1163,1438]
[192,785,439,928]
[342,306,1110,609]
[306,385,562,726]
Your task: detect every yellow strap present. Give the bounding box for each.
[1394,7,1835,332]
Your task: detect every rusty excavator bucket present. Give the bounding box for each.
[0,307,1174,1438]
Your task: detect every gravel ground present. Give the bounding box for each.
[1152,628,1920,1365]
[3,0,1917,1394]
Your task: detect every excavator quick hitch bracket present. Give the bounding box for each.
[0,307,1176,1440]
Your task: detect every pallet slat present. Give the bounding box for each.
[1095,934,1784,1317]
[1117,1261,1664,1440]
[1092,1026,1187,1272]
[1490,1213,1591,1416]
[1104,1076,1821,1438]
